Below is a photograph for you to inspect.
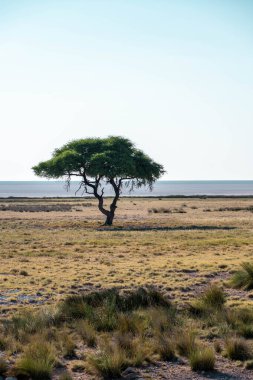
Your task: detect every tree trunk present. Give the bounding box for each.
[104,212,114,226]
[93,179,120,226]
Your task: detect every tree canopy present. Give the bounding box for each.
[33,136,165,225]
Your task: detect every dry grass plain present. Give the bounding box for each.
[1,196,253,380]
[0,197,253,312]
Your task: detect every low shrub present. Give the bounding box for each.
[225,338,252,361]
[189,347,215,372]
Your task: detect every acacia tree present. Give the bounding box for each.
[33,136,165,225]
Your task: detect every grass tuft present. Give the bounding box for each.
[230,262,253,290]
[77,320,97,347]
[225,338,252,361]
[176,330,197,357]
[87,343,129,378]
[189,347,215,372]
[153,334,176,361]
[189,285,225,316]
[15,340,55,380]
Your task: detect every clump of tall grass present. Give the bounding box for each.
[5,307,57,340]
[200,284,226,309]
[237,324,253,339]
[230,262,253,290]
[176,329,197,357]
[189,346,215,371]
[225,338,252,361]
[87,340,129,378]
[15,340,56,380]
[148,306,177,333]
[59,287,171,322]
[77,320,97,347]
[87,334,152,378]
[60,333,76,358]
[116,312,147,336]
[153,334,176,361]
[224,307,253,338]
[189,285,226,318]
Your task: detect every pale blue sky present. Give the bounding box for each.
[0,0,253,180]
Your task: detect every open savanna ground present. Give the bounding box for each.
[1,196,253,379]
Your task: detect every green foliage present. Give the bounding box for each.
[33,136,165,188]
[33,136,165,224]
[189,347,215,372]
[15,340,55,379]
[230,262,253,290]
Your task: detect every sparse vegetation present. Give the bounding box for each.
[148,207,186,213]
[1,197,253,378]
